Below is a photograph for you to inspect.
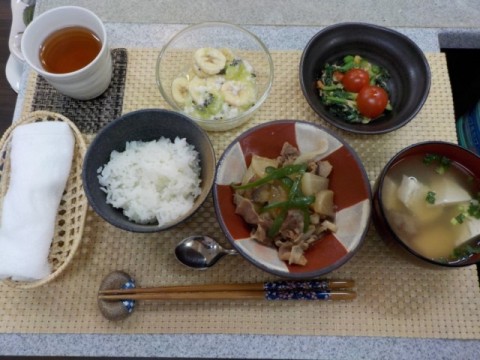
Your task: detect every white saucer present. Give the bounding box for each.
[5,54,24,93]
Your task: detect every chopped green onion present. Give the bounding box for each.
[436,156,452,174]
[422,153,452,174]
[425,191,436,204]
[451,213,466,225]
[423,153,440,165]
[467,200,480,219]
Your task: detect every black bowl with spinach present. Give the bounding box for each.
[300,22,431,135]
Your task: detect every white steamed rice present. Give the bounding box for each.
[97,137,201,225]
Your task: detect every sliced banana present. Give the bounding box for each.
[171,77,190,105]
[193,63,210,78]
[220,48,235,62]
[194,47,227,75]
[221,80,257,107]
[188,76,209,105]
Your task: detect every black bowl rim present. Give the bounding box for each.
[374,140,480,267]
[299,22,431,135]
[82,108,216,233]
[213,119,373,279]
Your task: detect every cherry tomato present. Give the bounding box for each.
[341,68,370,92]
[356,85,389,118]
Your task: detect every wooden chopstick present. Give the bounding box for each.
[98,279,355,296]
[98,289,356,301]
[97,279,356,301]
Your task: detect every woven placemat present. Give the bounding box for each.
[7,49,480,339]
[29,48,128,134]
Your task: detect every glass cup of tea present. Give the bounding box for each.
[21,6,112,100]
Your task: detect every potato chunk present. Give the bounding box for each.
[312,189,335,217]
[301,172,329,196]
[317,160,333,178]
[250,154,278,178]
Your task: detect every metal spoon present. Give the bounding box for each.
[174,235,237,269]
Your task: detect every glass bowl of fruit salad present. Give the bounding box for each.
[156,22,274,131]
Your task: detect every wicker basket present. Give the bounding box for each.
[0,111,88,289]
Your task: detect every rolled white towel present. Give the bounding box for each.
[0,121,74,281]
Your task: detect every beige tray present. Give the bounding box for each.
[4,49,479,339]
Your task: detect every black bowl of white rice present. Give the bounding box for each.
[82,109,216,232]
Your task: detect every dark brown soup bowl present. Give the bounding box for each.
[373,141,480,267]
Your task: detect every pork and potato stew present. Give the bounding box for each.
[232,141,337,266]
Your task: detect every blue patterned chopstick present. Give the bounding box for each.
[263,279,356,300]
[263,279,352,292]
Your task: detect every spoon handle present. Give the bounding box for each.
[98,279,355,295]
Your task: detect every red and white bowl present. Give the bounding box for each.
[213,120,372,278]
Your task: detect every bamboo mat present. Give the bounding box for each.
[2,49,479,339]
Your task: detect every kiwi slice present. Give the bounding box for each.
[225,59,254,81]
[192,92,224,119]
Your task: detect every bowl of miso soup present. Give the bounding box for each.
[373,141,480,267]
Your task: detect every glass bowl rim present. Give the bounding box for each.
[155,21,274,127]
